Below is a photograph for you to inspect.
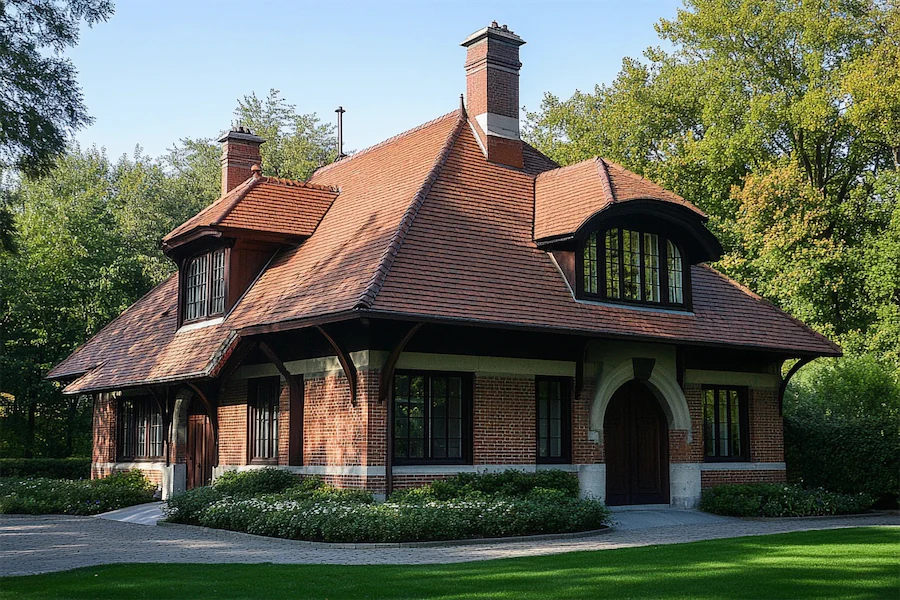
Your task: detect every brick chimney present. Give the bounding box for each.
[461,22,525,169]
[217,127,265,196]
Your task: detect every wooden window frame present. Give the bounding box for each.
[702,385,750,462]
[577,227,691,310]
[116,397,164,461]
[248,377,280,464]
[181,247,229,325]
[392,370,473,466]
[535,376,572,464]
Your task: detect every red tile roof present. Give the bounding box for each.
[534,157,706,242]
[49,109,839,394]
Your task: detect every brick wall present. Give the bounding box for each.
[303,373,367,467]
[573,378,601,464]
[92,393,116,478]
[670,385,704,463]
[473,376,535,464]
[701,469,786,488]
[217,378,248,466]
[749,388,784,463]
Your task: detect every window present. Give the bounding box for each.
[702,386,749,461]
[581,228,686,307]
[249,377,280,462]
[536,377,571,463]
[183,248,226,322]
[393,371,471,464]
[117,398,164,460]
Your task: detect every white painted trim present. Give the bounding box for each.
[474,112,520,140]
[573,296,694,316]
[176,317,223,334]
[684,369,781,389]
[216,464,386,477]
[590,360,692,443]
[94,462,166,471]
[393,464,582,476]
[700,462,786,471]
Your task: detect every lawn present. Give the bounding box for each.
[2,527,897,599]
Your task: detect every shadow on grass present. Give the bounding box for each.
[3,527,897,599]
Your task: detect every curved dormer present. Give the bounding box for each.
[534,157,722,311]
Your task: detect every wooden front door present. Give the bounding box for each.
[186,402,214,489]
[604,380,669,506]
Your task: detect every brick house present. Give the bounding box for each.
[48,23,839,507]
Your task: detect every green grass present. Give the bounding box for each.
[3,528,897,599]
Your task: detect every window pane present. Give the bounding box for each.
[718,390,729,456]
[150,408,163,457]
[623,229,641,300]
[185,254,209,321]
[252,379,279,459]
[605,229,620,298]
[730,390,742,457]
[703,390,716,457]
[644,233,660,302]
[667,240,684,304]
[583,232,598,294]
[211,249,226,314]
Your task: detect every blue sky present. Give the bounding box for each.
[70,0,683,160]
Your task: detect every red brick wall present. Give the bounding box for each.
[303,373,367,467]
[573,377,601,464]
[473,376,535,464]
[278,381,290,465]
[92,393,116,478]
[749,388,784,463]
[217,378,248,466]
[701,469,786,488]
[670,385,704,463]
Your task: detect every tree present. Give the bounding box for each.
[0,0,114,179]
[525,0,897,349]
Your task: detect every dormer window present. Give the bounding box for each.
[184,248,227,322]
[581,227,687,308]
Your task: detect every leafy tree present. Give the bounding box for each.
[0,0,114,178]
[525,0,897,352]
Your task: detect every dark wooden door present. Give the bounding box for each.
[186,403,213,489]
[604,380,669,505]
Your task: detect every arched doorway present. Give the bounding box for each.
[186,400,214,489]
[604,380,669,505]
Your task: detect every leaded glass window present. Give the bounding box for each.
[183,248,227,322]
[537,377,570,463]
[702,387,748,461]
[117,397,164,460]
[250,377,279,461]
[393,372,470,464]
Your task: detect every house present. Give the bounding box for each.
[47,23,840,507]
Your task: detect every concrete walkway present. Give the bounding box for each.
[2,511,895,577]
[96,502,165,526]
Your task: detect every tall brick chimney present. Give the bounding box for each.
[217,127,265,196]
[461,22,525,169]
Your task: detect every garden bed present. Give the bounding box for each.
[0,471,156,515]
[164,469,611,543]
[700,483,875,518]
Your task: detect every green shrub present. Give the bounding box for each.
[0,457,91,479]
[0,470,155,515]
[213,468,299,497]
[390,469,580,503]
[784,355,900,506]
[700,483,874,517]
[193,495,610,543]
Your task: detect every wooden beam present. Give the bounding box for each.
[779,357,812,415]
[314,325,358,406]
[379,323,423,403]
[259,341,304,466]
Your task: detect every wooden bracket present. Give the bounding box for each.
[379,323,423,403]
[778,357,812,416]
[314,325,358,406]
[574,338,590,397]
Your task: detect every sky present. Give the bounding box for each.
[70,0,683,161]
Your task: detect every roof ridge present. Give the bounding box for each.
[313,110,461,177]
[597,158,616,203]
[698,264,842,355]
[534,156,597,180]
[354,112,466,309]
[261,176,339,193]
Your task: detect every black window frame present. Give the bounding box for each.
[117,396,164,461]
[577,227,691,310]
[535,376,572,464]
[702,385,750,462]
[248,377,280,464]
[182,247,228,324]
[392,370,473,466]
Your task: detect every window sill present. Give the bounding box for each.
[573,296,693,316]
[177,316,224,334]
[249,458,278,465]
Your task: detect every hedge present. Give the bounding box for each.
[0,470,156,515]
[164,468,610,543]
[700,483,874,518]
[0,457,91,479]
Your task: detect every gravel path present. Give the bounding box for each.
[1,512,896,577]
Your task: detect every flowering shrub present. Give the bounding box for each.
[391,469,580,503]
[0,470,155,515]
[164,468,610,542]
[700,483,875,517]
